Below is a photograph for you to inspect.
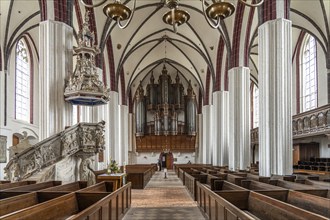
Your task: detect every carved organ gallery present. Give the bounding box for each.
[135,65,197,153]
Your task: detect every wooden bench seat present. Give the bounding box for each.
[0,181,87,216]
[0,181,62,199]
[0,192,110,220]
[184,173,207,200]
[225,173,246,186]
[66,182,131,220]
[78,181,114,192]
[196,182,328,220]
[39,181,87,192]
[246,173,270,183]
[0,181,10,184]
[126,166,154,189]
[213,180,246,191]
[299,179,330,190]
[240,180,329,217]
[0,181,36,190]
[0,191,68,216]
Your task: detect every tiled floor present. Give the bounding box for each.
[123,171,207,220]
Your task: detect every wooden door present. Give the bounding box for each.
[293,145,300,165]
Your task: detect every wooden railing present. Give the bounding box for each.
[251,104,330,142]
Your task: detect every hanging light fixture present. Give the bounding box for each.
[81,0,137,29]
[162,0,190,33]
[202,0,264,29]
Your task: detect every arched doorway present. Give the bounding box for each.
[159,151,174,170]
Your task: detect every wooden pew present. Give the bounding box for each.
[0,192,110,220]
[298,179,330,190]
[78,181,114,192]
[212,180,246,191]
[0,181,36,190]
[225,173,246,186]
[0,191,68,216]
[269,179,330,198]
[184,172,207,200]
[0,181,10,184]
[126,165,155,189]
[39,181,87,192]
[0,181,61,199]
[196,182,328,220]
[66,182,131,220]
[0,181,87,216]
[246,173,270,183]
[241,180,330,218]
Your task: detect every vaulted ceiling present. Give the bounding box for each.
[1,0,329,106]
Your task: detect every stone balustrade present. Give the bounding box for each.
[251,104,330,143]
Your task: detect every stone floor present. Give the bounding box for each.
[122,171,207,220]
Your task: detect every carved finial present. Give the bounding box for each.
[137,81,144,97]
[187,80,194,96]
[150,72,155,84]
[162,64,168,75]
[176,72,180,83]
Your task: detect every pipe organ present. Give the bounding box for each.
[135,65,197,138]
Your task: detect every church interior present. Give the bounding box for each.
[0,0,329,219]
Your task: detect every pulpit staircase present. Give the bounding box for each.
[4,121,105,185]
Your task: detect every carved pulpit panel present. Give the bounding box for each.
[0,136,7,163]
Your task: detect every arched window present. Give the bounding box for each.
[253,85,259,128]
[15,38,31,123]
[301,35,317,112]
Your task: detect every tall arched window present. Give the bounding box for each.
[301,35,317,112]
[253,85,259,128]
[15,38,31,123]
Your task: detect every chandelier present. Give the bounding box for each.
[202,0,264,28]
[162,0,190,33]
[80,0,264,31]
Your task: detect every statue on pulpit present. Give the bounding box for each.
[8,132,32,159]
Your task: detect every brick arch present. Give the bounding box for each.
[230,2,246,68]
[128,91,133,113]
[74,0,83,30]
[106,37,117,92]
[198,89,203,114]
[39,0,47,21]
[53,0,73,25]
[204,68,211,105]
[214,37,225,92]
[244,3,256,66]
[120,68,127,105]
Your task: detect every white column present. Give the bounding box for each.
[259,18,292,177]
[212,93,220,166]
[197,113,203,163]
[228,67,250,171]
[219,91,229,166]
[202,105,212,164]
[39,20,73,140]
[118,105,128,166]
[212,91,230,166]
[108,91,119,162]
[0,70,4,127]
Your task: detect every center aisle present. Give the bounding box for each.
[123,170,207,220]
